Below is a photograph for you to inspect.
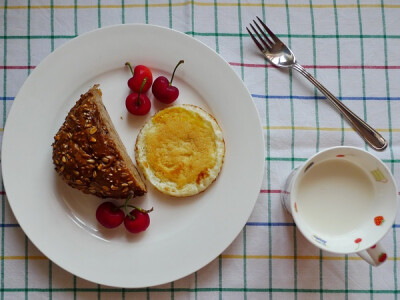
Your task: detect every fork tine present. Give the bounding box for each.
[256,16,281,44]
[246,27,264,51]
[249,24,271,51]
[253,20,273,47]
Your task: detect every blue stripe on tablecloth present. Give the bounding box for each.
[252,95,400,101]
[3,96,400,101]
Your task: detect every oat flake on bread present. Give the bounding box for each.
[135,104,225,197]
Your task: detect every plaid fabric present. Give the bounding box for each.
[1,0,400,299]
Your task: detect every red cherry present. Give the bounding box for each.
[124,207,153,234]
[152,60,184,104]
[152,76,179,104]
[125,62,153,93]
[96,202,125,229]
[125,78,151,115]
[126,93,151,115]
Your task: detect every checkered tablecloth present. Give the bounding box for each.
[1,0,400,299]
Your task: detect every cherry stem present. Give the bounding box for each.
[118,194,153,220]
[127,205,154,214]
[136,77,147,106]
[125,62,134,76]
[169,60,184,86]
[122,194,134,213]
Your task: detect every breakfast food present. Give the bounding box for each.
[96,197,153,233]
[52,84,147,198]
[125,62,153,93]
[152,60,184,104]
[135,104,225,197]
[125,78,151,116]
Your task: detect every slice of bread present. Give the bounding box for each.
[52,84,147,198]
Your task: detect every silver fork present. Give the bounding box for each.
[247,17,387,151]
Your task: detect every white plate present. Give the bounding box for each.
[2,24,265,288]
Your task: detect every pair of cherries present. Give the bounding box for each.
[125,60,184,115]
[96,195,153,233]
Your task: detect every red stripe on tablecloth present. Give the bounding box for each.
[229,62,400,69]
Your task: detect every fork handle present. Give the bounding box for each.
[292,63,388,151]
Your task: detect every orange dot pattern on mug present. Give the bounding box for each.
[374,216,385,226]
[354,238,362,250]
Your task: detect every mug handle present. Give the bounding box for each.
[357,243,388,266]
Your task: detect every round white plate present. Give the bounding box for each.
[2,24,265,288]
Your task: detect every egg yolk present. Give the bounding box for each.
[144,107,217,188]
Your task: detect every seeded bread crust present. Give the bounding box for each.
[52,84,147,198]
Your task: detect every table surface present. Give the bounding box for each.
[1,1,400,299]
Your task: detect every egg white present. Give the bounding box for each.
[135,104,225,197]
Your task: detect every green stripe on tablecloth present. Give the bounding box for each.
[27,0,31,70]
[357,0,368,152]
[284,1,298,299]
[218,254,222,299]
[169,0,172,28]
[98,0,101,28]
[345,254,349,300]
[191,0,194,37]
[74,0,77,36]
[308,0,320,153]
[195,272,198,300]
[333,1,345,146]
[1,287,400,293]
[214,0,219,53]
[145,0,149,24]
[380,1,398,296]
[51,0,54,51]
[121,0,125,24]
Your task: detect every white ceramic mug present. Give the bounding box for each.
[281,146,398,266]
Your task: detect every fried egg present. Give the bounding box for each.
[135,104,225,197]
